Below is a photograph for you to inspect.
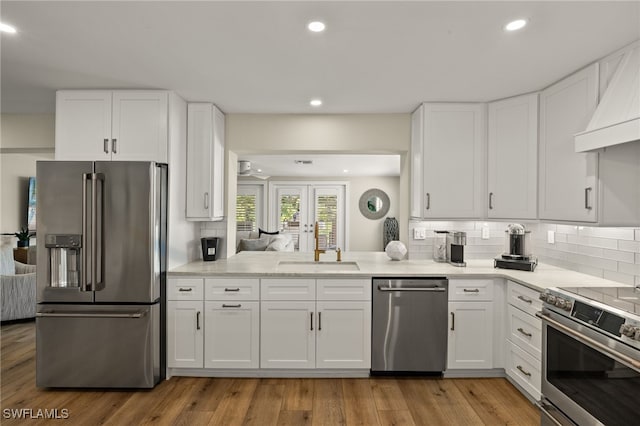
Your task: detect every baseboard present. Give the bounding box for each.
[443,368,505,378]
[167,368,371,379]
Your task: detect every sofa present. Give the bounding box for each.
[236,231,295,253]
[1,244,36,322]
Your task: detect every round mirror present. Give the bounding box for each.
[359,188,390,220]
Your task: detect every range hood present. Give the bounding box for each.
[575,41,640,152]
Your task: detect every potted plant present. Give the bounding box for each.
[14,227,33,248]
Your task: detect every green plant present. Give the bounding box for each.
[14,227,32,242]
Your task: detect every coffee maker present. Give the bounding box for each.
[446,231,467,267]
[494,224,537,271]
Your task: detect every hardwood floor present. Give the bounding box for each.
[1,322,539,425]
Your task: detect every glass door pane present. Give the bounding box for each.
[311,186,345,251]
[274,186,308,251]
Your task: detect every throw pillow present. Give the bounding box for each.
[0,244,16,275]
[259,228,279,238]
[238,238,270,252]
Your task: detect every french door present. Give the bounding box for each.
[269,183,346,252]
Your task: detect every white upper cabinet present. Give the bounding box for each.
[55,90,168,163]
[539,64,599,222]
[487,94,538,219]
[186,103,225,221]
[412,103,486,219]
[410,105,424,218]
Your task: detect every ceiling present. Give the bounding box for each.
[1,1,639,114]
[237,154,401,177]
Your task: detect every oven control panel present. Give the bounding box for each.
[539,292,572,312]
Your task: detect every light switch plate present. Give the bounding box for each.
[481,226,490,240]
[547,230,555,244]
[413,228,426,240]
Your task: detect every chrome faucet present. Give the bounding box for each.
[313,221,325,262]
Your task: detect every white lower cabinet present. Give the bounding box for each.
[316,301,371,369]
[505,281,542,401]
[260,301,316,369]
[167,300,204,368]
[447,301,494,369]
[260,278,371,370]
[204,301,260,369]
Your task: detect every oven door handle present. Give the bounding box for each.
[537,311,640,370]
[536,401,570,426]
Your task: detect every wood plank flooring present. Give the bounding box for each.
[1,321,539,425]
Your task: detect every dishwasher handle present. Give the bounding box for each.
[377,285,446,292]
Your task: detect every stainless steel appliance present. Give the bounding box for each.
[494,223,537,271]
[372,277,448,373]
[36,161,167,388]
[538,286,640,425]
[446,231,466,267]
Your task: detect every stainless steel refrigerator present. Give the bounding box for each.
[35,161,167,388]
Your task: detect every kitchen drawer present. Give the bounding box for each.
[507,305,542,360]
[507,280,542,316]
[505,340,541,401]
[317,278,371,301]
[449,279,494,301]
[205,278,259,301]
[167,278,204,301]
[261,278,315,301]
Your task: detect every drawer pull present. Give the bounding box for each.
[517,327,532,338]
[517,295,533,304]
[222,304,241,308]
[224,288,240,292]
[516,365,531,377]
[178,288,193,292]
[463,288,480,293]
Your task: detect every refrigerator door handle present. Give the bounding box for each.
[91,173,106,292]
[36,311,148,319]
[82,173,90,292]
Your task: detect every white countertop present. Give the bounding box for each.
[168,251,630,292]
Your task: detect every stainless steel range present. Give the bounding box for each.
[537,286,640,426]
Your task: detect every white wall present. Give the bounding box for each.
[224,114,410,253]
[0,114,55,235]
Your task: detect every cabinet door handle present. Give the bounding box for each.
[111,138,117,154]
[310,312,314,331]
[204,192,209,209]
[222,304,241,308]
[450,312,455,331]
[517,327,533,338]
[196,311,201,330]
[425,193,431,210]
[463,288,480,293]
[103,138,109,154]
[224,288,240,292]
[489,192,494,210]
[584,187,592,210]
[178,288,193,292]
[517,295,532,304]
[517,365,532,377]
[318,312,322,331]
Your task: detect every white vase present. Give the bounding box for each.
[385,240,407,261]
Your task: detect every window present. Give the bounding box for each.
[236,184,264,233]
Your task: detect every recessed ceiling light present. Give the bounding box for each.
[0,22,17,34]
[505,19,527,32]
[257,169,262,173]
[310,99,322,107]
[307,21,326,33]
[343,169,349,173]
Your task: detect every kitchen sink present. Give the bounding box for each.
[276,261,360,272]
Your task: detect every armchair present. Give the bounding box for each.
[1,245,36,322]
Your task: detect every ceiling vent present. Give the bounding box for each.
[575,41,640,152]
[294,160,313,165]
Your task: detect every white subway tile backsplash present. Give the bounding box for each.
[602,249,635,263]
[577,245,604,258]
[618,240,640,253]
[578,227,636,240]
[603,270,636,286]
[410,221,639,287]
[556,225,579,235]
[619,262,640,276]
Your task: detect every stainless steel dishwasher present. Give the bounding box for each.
[371,277,448,373]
